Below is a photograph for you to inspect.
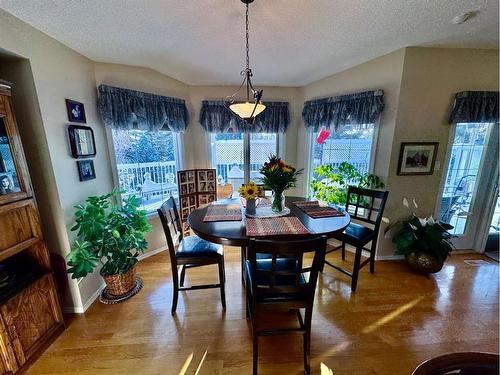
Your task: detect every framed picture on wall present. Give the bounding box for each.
[77,159,96,181]
[65,99,87,123]
[68,125,96,158]
[397,142,439,176]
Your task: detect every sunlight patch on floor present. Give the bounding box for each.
[362,296,424,334]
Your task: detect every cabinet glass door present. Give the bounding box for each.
[0,117,22,197]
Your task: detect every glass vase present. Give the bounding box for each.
[271,190,285,213]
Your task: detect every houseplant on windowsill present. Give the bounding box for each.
[310,162,384,206]
[66,191,152,297]
[259,155,302,213]
[386,198,455,274]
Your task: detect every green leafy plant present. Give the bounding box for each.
[66,191,152,279]
[385,198,455,262]
[310,162,384,205]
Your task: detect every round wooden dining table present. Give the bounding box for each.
[188,196,351,247]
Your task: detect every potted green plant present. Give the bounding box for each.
[310,162,384,205]
[66,191,152,296]
[386,198,455,273]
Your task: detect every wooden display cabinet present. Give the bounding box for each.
[0,80,64,374]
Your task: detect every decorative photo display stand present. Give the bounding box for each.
[177,169,217,224]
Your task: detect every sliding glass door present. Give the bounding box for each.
[438,123,499,249]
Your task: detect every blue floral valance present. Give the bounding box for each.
[199,100,290,133]
[302,90,384,132]
[97,84,189,132]
[449,91,499,124]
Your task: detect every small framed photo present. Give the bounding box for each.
[206,170,215,181]
[65,99,86,123]
[181,197,188,209]
[77,160,96,181]
[189,196,196,206]
[397,142,439,176]
[0,172,20,195]
[197,170,206,181]
[68,125,96,158]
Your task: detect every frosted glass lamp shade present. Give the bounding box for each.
[229,102,266,119]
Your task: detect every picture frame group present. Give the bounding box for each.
[177,168,217,222]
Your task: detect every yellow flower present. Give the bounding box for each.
[238,182,260,200]
[283,167,292,173]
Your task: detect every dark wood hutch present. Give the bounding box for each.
[0,80,64,374]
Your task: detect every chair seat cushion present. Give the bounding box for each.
[176,235,223,258]
[245,258,306,302]
[335,222,374,246]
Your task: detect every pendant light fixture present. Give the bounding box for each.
[225,0,265,123]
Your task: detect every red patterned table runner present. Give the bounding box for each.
[294,200,344,218]
[203,204,242,222]
[246,217,309,237]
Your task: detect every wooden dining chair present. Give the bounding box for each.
[158,197,226,314]
[321,186,389,292]
[245,236,327,374]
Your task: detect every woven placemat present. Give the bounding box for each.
[203,204,242,222]
[99,277,143,304]
[246,216,309,237]
[294,201,344,218]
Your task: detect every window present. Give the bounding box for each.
[250,133,278,179]
[438,123,492,235]
[309,124,376,187]
[111,129,180,213]
[211,133,278,195]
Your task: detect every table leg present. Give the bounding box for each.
[241,246,247,284]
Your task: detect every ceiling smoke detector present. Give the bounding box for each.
[451,11,479,24]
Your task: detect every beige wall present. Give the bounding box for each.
[300,47,499,257]
[1,8,498,310]
[300,49,406,182]
[381,47,499,254]
[0,9,114,310]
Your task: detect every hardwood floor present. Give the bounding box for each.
[27,248,498,375]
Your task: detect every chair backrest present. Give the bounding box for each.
[157,197,183,262]
[345,186,389,231]
[247,236,327,301]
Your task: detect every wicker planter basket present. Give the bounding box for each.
[103,266,137,296]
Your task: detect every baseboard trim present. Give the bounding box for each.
[138,246,167,261]
[64,247,167,314]
[375,254,405,261]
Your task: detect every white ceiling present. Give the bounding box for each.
[0,0,498,86]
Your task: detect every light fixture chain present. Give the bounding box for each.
[245,2,250,72]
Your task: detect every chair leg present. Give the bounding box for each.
[171,264,179,315]
[369,240,377,274]
[179,265,186,287]
[241,246,246,284]
[351,246,363,292]
[303,307,313,374]
[253,334,258,375]
[218,259,226,310]
[341,241,346,261]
